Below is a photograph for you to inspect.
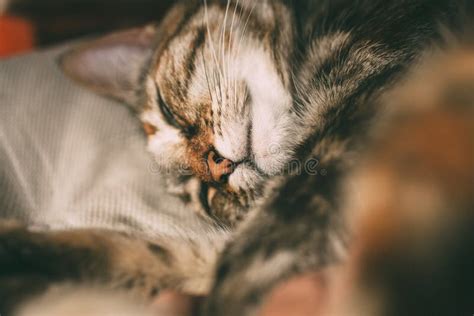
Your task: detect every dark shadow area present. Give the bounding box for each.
[8,0,174,46]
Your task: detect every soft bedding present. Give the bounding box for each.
[0,45,208,240]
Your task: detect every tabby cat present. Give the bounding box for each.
[257,47,474,316]
[324,47,474,316]
[0,0,470,315]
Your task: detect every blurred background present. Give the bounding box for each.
[0,0,174,58]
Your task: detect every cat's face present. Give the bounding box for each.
[141,1,296,223]
[61,1,296,226]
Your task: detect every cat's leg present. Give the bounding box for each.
[0,221,224,313]
[204,169,349,316]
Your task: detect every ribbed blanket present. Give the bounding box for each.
[0,45,211,241]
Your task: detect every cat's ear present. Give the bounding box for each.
[59,25,157,106]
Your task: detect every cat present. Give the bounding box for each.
[0,0,471,315]
[334,47,474,316]
[7,43,474,316]
[258,47,474,316]
[7,44,474,316]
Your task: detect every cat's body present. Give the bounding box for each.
[321,47,474,316]
[0,1,471,315]
[258,47,474,316]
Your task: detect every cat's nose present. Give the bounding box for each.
[207,151,235,183]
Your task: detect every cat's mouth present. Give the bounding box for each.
[198,182,213,218]
[197,180,250,227]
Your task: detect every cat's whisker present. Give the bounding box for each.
[220,0,231,92]
[202,1,221,107]
[201,42,217,105]
[203,0,223,91]
[206,5,224,107]
[211,1,227,110]
[233,1,255,111]
[229,0,239,109]
[226,0,240,112]
[202,51,215,105]
[236,2,255,58]
[214,68,223,105]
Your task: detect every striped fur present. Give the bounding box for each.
[0,0,472,315]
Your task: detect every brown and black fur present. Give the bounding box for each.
[324,47,474,316]
[205,1,470,315]
[0,1,473,316]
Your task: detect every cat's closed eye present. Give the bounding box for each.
[157,87,181,130]
[156,86,198,137]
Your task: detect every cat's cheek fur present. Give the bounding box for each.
[140,112,188,174]
[240,48,295,175]
[147,131,187,173]
[228,164,263,195]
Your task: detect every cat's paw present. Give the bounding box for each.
[205,229,297,316]
[0,222,37,268]
[0,219,26,233]
[0,222,57,314]
[0,224,108,283]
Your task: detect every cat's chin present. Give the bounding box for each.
[162,161,266,227]
[228,164,264,194]
[201,165,267,227]
[205,186,252,227]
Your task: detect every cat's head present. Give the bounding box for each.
[60,1,296,226]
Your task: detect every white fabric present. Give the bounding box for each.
[0,45,210,241]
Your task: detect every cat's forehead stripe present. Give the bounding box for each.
[153,28,206,99]
[175,27,206,97]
